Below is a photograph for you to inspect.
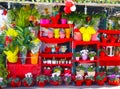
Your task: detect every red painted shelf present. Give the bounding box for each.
[100,43,120,46]
[40,37,73,43]
[40,53,72,58]
[7,64,41,78]
[40,24,73,28]
[99,56,120,66]
[98,30,120,34]
[73,41,99,48]
[42,64,72,67]
[73,60,98,63]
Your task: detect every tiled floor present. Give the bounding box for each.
[5,85,120,89]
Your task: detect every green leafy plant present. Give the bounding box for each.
[74,52,80,57]
[53,66,62,73]
[8,77,20,83]
[87,66,94,72]
[63,74,72,85]
[75,75,83,81]
[51,75,62,83]
[85,75,94,81]
[89,51,96,58]
[96,74,106,81]
[22,76,33,86]
[76,65,85,71]
[36,75,49,83]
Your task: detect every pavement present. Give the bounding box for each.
[5,85,120,89]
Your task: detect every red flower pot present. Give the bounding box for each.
[51,81,59,86]
[97,80,104,86]
[43,69,52,76]
[75,80,83,86]
[10,81,21,87]
[100,51,106,57]
[38,81,45,87]
[85,80,92,86]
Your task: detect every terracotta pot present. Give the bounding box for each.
[75,80,83,86]
[31,53,39,64]
[97,80,104,86]
[38,81,45,87]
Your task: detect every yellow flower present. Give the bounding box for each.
[6,28,18,37]
[31,38,40,45]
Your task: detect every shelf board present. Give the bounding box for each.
[99,56,120,66]
[73,40,99,48]
[40,53,72,58]
[42,64,72,67]
[40,24,73,28]
[98,30,120,34]
[40,37,73,43]
[100,43,120,46]
[73,60,98,63]
[1,1,120,7]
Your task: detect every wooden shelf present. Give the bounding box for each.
[100,43,120,46]
[99,56,120,66]
[40,24,73,28]
[73,40,99,48]
[98,30,120,34]
[1,1,120,7]
[42,64,72,67]
[40,53,72,58]
[40,37,73,43]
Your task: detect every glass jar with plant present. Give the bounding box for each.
[76,64,85,76]
[88,51,96,61]
[87,65,95,76]
[74,75,84,86]
[36,75,49,87]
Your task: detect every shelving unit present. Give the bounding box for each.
[99,30,120,66]
[40,23,73,75]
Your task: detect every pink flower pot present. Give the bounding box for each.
[74,32,82,41]
[60,32,65,38]
[40,19,46,24]
[48,31,53,38]
[61,19,67,24]
[45,19,50,24]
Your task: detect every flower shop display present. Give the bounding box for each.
[74,75,84,86]
[36,75,49,87]
[8,77,21,87]
[22,73,34,87]
[85,75,94,86]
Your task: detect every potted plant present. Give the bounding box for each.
[40,14,50,24]
[76,65,85,76]
[85,75,94,86]
[53,66,62,74]
[36,75,49,87]
[22,73,34,87]
[96,74,106,86]
[74,75,84,86]
[43,67,52,76]
[108,74,120,86]
[88,51,96,61]
[80,48,89,60]
[61,12,67,24]
[50,75,62,86]
[74,52,80,61]
[87,65,95,76]
[63,73,72,85]
[8,77,21,87]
